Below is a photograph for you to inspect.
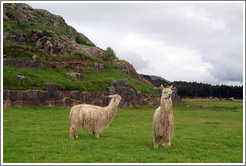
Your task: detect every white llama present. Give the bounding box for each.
[153,85,174,148]
[69,94,121,139]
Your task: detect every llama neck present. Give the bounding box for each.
[160,96,172,113]
[105,99,119,120]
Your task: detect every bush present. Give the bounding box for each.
[102,47,116,61]
[75,34,95,47]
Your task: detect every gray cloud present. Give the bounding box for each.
[118,52,151,71]
[28,2,244,85]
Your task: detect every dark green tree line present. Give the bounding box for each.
[142,75,243,99]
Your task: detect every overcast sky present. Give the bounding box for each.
[28,2,244,86]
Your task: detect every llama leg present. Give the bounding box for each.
[93,131,100,138]
[163,135,171,147]
[73,125,81,138]
[69,125,80,139]
[154,136,161,148]
[69,126,76,139]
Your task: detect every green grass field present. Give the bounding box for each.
[3,99,243,163]
[3,66,158,95]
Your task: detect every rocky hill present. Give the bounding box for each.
[2,3,182,108]
[3,3,99,57]
[3,3,152,86]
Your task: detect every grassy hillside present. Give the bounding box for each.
[3,3,155,94]
[3,99,243,163]
[3,65,158,95]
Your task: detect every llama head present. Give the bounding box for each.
[160,85,173,99]
[109,94,122,104]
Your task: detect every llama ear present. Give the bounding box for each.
[169,85,173,90]
[108,95,114,98]
[160,85,164,90]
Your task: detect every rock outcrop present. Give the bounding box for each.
[3,3,102,58]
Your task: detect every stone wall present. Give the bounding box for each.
[3,58,60,69]
[3,80,179,109]
[3,59,44,68]
[108,79,150,107]
[3,83,62,108]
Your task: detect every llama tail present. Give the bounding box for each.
[69,107,75,125]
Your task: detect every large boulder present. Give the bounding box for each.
[3,89,8,100]
[14,30,25,42]
[25,90,40,101]
[76,67,83,73]
[44,83,58,92]
[39,90,48,102]
[16,91,26,100]
[48,91,60,100]
[8,90,18,101]
[49,100,64,107]
[17,75,26,81]
[67,72,84,80]
[63,97,79,107]
[120,78,129,87]
[82,92,91,103]
[69,90,80,100]
[32,55,39,62]
[137,91,142,98]
[171,87,180,103]
[101,96,110,106]
[110,80,117,87]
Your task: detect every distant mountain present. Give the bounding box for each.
[141,74,170,87]
[149,75,170,82]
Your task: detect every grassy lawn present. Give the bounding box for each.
[3,99,243,163]
[3,66,157,95]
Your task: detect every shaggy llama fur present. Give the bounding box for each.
[69,94,121,139]
[153,85,174,148]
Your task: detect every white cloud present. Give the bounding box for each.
[28,2,244,85]
[117,33,214,83]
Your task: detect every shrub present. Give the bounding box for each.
[75,34,95,47]
[102,47,116,61]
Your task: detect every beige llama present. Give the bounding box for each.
[153,85,174,148]
[69,94,121,139]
